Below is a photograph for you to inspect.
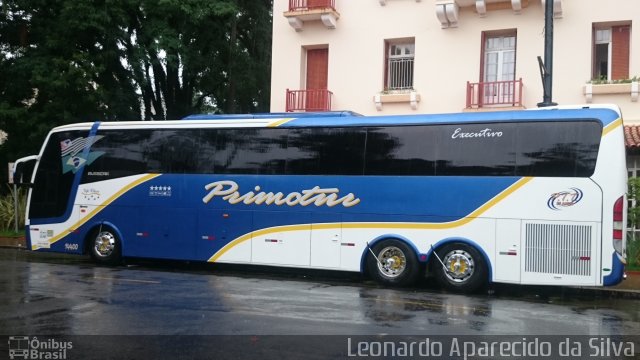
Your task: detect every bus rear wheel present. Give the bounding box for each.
[433,242,487,293]
[89,227,122,265]
[367,239,419,287]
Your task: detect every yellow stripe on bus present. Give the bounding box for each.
[208,177,533,262]
[33,173,161,250]
[602,118,622,137]
[267,118,295,127]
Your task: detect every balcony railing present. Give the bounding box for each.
[286,89,333,112]
[466,78,523,108]
[289,0,336,12]
[387,57,414,90]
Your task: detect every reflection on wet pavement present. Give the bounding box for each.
[1,248,639,336]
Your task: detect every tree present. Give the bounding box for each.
[121,0,272,119]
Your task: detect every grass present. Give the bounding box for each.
[627,234,640,271]
[0,229,23,237]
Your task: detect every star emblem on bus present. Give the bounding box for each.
[149,185,172,197]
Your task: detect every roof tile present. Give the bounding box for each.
[625,125,640,148]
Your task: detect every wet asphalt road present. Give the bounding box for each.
[1,248,639,359]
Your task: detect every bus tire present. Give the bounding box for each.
[433,242,487,293]
[367,239,419,287]
[88,227,122,265]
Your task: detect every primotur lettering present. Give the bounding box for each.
[202,180,361,208]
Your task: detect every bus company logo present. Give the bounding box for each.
[202,180,361,208]
[60,135,105,174]
[8,336,73,359]
[547,188,584,210]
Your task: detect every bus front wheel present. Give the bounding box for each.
[89,227,122,265]
[432,243,487,293]
[367,239,419,287]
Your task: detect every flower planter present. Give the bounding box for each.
[373,91,420,111]
[584,81,639,103]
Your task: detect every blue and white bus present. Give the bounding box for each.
[14,105,627,292]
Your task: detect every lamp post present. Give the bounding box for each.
[537,0,558,107]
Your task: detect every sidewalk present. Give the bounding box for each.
[1,235,639,297]
[606,270,640,292]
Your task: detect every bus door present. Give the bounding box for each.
[310,214,341,269]
[251,211,312,267]
[198,209,253,263]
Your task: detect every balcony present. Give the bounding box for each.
[435,0,561,29]
[284,0,340,31]
[466,79,523,109]
[286,89,333,112]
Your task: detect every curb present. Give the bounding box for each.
[568,286,640,300]
[0,236,26,249]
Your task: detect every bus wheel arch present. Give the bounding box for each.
[85,223,123,265]
[365,237,421,287]
[429,239,491,293]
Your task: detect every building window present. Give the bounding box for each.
[481,32,517,104]
[592,24,631,81]
[385,41,414,91]
[483,34,516,84]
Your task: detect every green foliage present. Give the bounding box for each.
[0,185,27,231]
[628,234,640,270]
[628,178,640,227]
[0,229,22,237]
[627,178,640,269]
[588,75,639,85]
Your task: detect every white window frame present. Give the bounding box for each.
[593,28,612,81]
[386,42,415,91]
[482,34,516,104]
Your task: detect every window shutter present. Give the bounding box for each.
[611,25,630,80]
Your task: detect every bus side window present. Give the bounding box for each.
[515,121,601,177]
[196,129,217,174]
[364,126,436,176]
[435,123,516,176]
[81,130,149,183]
[213,128,287,175]
[287,128,366,175]
[145,129,199,174]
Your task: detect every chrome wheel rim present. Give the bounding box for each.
[376,246,407,278]
[94,231,115,258]
[443,249,475,283]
